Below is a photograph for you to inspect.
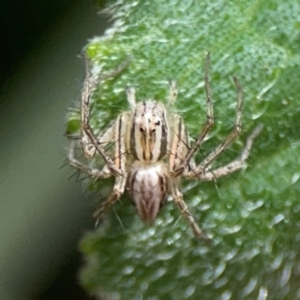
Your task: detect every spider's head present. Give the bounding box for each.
[130,100,169,163]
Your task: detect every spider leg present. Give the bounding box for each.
[184,76,244,178]
[68,140,112,179]
[81,54,128,176]
[93,175,127,226]
[170,179,208,239]
[168,114,208,238]
[125,86,136,110]
[79,53,129,157]
[167,80,178,107]
[91,111,130,224]
[68,112,120,178]
[169,114,189,173]
[75,53,132,225]
[80,53,96,158]
[70,110,130,225]
[100,56,131,80]
[172,53,214,176]
[191,124,262,181]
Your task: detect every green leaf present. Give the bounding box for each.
[71,0,300,299]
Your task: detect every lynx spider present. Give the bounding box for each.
[68,53,262,239]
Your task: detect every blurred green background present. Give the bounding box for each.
[0,1,106,299]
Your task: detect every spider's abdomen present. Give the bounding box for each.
[128,161,169,222]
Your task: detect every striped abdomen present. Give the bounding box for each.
[128,161,169,222]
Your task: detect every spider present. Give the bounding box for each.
[68,53,262,239]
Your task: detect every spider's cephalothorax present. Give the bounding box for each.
[127,100,171,223]
[68,53,262,238]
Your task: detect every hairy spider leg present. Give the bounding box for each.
[169,113,208,238]
[172,53,214,177]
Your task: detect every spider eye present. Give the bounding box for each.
[151,128,156,133]
[140,127,145,132]
[155,120,160,126]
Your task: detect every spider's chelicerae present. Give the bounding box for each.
[68,53,262,239]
